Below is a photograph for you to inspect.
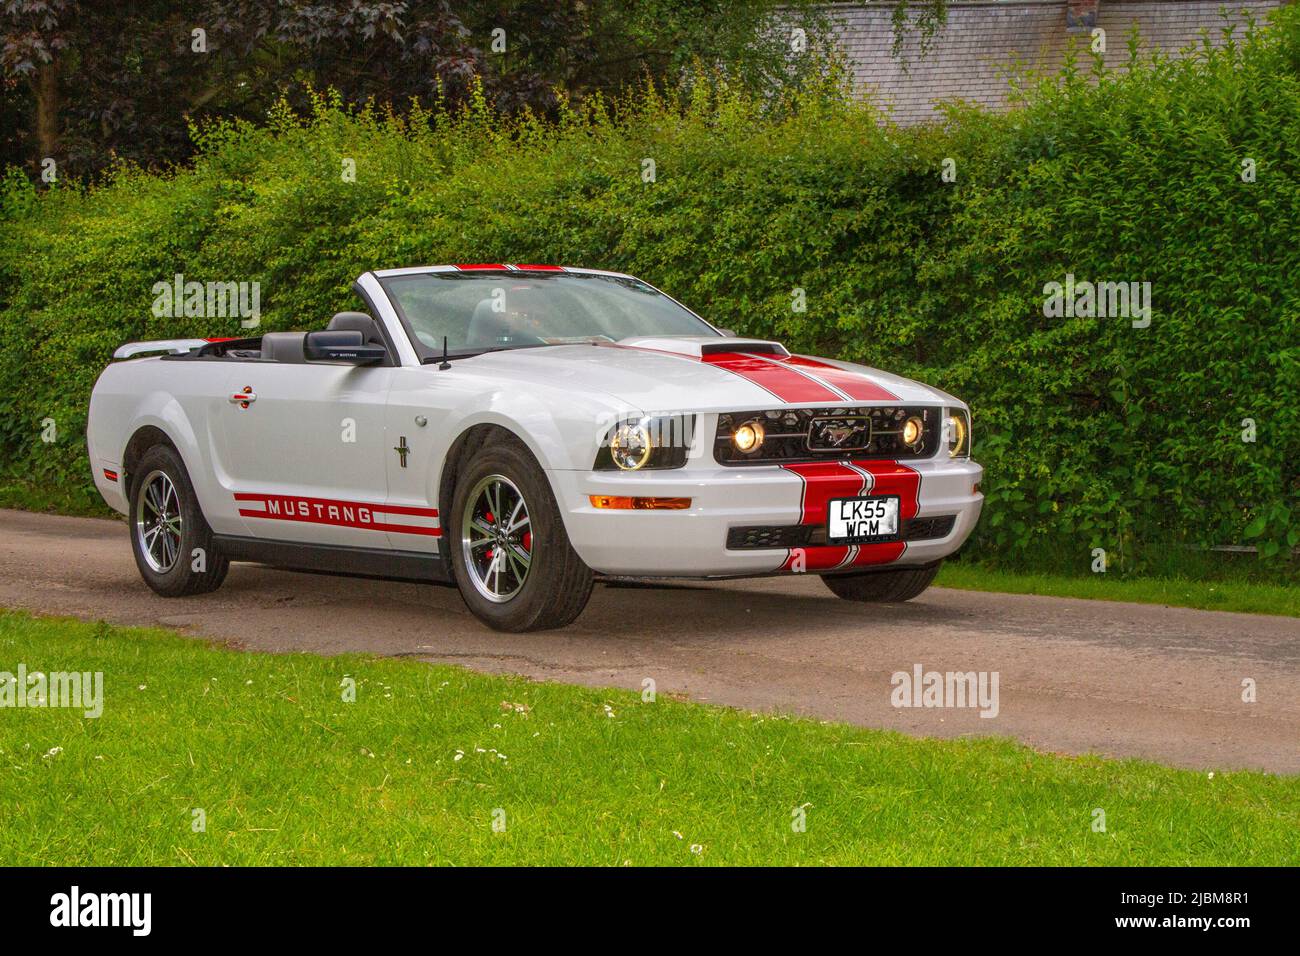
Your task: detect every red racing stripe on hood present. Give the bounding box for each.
[601,342,845,404]
[601,341,882,406]
[700,352,844,404]
[779,355,900,402]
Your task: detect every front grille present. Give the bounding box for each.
[726,515,956,550]
[715,406,941,465]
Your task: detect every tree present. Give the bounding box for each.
[891,0,950,60]
[1,0,832,179]
[1,0,74,165]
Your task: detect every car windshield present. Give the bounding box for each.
[378,271,718,358]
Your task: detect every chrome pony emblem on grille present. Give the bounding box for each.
[807,416,872,451]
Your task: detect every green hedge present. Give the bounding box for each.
[2,16,1297,571]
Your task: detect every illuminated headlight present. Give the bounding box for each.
[901,416,924,447]
[610,422,653,470]
[945,409,970,458]
[733,420,765,453]
[594,415,694,471]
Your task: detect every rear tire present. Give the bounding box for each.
[127,444,229,597]
[821,561,940,603]
[447,438,593,631]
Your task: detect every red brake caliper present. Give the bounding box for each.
[522,531,532,552]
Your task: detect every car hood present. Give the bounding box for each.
[448,337,962,413]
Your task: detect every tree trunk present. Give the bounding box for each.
[34,58,60,162]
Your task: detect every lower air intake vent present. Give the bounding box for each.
[726,515,956,550]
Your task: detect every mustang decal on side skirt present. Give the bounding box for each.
[234,493,441,537]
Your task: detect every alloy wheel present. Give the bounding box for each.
[135,469,183,573]
[460,474,532,603]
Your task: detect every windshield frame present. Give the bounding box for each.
[375,268,723,362]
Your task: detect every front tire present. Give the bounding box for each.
[447,439,593,631]
[821,561,940,603]
[127,444,229,597]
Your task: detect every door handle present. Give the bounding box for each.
[229,387,256,408]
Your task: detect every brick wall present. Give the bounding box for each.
[815,0,1287,124]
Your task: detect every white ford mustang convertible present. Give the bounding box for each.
[88,265,983,631]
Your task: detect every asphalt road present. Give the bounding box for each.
[2,508,1297,773]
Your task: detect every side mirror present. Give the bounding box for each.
[304,330,386,365]
[716,327,738,337]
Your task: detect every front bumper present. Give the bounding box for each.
[551,458,983,577]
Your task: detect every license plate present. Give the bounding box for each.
[827,496,900,544]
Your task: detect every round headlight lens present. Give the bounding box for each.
[946,414,968,457]
[610,422,653,470]
[733,420,765,453]
[901,416,923,446]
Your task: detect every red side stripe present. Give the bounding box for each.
[232,492,437,516]
[376,524,442,537]
[236,509,441,538]
[511,264,563,271]
[365,502,441,517]
[702,352,844,404]
[454,264,508,271]
[780,356,900,402]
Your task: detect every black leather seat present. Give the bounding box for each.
[327,312,385,346]
[258,332,307,363]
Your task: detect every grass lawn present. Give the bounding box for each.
[936,563,1300,618]
[1,610,1296,866]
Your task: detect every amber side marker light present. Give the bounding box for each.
[589,495,692,510]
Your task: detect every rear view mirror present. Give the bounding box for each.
[304,330,386,364]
